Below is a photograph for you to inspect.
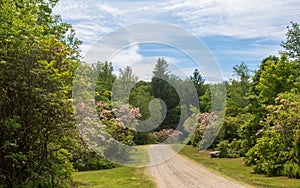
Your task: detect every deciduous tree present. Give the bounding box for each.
[0,0,81,186]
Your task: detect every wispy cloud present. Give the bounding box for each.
[54,0,300,41]
[164,0,300,39]
[54,0,300,80]
[110,45,143,68]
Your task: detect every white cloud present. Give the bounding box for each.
[53,0,300,80]
[54,0,300,40]
[122,56,178,81]
[109,45,143,67]
[130,60,156,81]
[96,4,124,16]
[164,0,300,39]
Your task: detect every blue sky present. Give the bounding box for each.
[54,0,300,81]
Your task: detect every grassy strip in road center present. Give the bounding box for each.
[173,145,300,188]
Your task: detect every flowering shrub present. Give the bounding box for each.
[95,101,142,161]
[155,129,183,143]
[245,92,300,177]
[184,112,219,147]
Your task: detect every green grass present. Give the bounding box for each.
[72,145,156,188]
[123,145,151,167]
[72,166,156,188]
[173,145,300,188]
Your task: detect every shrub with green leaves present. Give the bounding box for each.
[245,130,289,176]
[184,112,219,148]
[245,92,300,178]
[73,151,115,171]
[216,139,244,158]
[135,132,158,145]
[0,0,81,187]
[282,162,300,178]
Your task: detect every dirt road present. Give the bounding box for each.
[146,144,246,188]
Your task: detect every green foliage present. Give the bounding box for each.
[245,131,287,176]
[245,92,300,177]
[1,2,297,183]
[190,69,205,99]
[282,162,300,179]
[190,126,203,147]
[151,58,180,130]
[129,81,154,120]
[251,56,279,95]
[182,23,300,180]
[207,83,227,113]
[216,40,300,171]
[134,132,158,145]
[0,0,81,186]
[113,66,138,104]
[94,61,116,103]
[184,112,219,148]
[227,62,251,115]
[256,54,300,104]
[218,116,240,142]
[199,85,212,112]
[236,113,261,152]
[74,151,115,171]
[281,22,300,61]
[216,139,244,158]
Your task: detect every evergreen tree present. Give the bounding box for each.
[190,69,205,97]
[94,61,116,103]
[113,66,138,105]
[151,58,180,130]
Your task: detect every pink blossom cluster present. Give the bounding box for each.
[96,101,141,130]
[197,112,217,128]
[155,129,183,143]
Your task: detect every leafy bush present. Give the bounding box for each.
[135,132,158,145]
[282,162,300,178]
[73,151,114,171]
[215,140,230,157]
[23,178,52,188]
[245,131,289,176]
[218,116,241,142]
[190,126,203,147]
[184,112,219,148]
[216,139,244,158]
[93,102,141,161]
[244,92,300,177]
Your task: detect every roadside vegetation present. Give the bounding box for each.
[183,21,300,180]
[176,145,300,188]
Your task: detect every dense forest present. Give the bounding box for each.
[1,0,300,187]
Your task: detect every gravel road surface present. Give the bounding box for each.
[146,144,246,188]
